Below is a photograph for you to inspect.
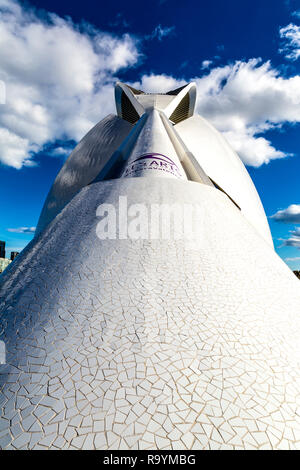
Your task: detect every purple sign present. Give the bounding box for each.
[124,153,182,178]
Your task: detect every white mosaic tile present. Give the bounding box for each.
[1,179,300,450]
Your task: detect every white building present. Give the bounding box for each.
[1,82,300,450]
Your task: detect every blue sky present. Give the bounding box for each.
[1,0,300,268]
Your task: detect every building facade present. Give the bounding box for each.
[1,83,300,450]
[10,252,19,261]
[0,258,11,274]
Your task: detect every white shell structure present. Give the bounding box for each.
[1,83,300,450]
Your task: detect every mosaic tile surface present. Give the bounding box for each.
[1,178,300,450]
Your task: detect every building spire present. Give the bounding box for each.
[115,81,197,124]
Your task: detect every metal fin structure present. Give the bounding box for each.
[163,82,196,124]
[115,82,145,123]
[115,81,196,125]
[119,110,187,180]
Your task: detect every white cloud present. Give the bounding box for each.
[146,25,175,41]
[271,204,300,223]
[7,226,36,233]
[0,0,140,168]
[292,10,300,19]
[0,128,36,168]
[279,23,300,60]
[133,74,185,93]
[201,60,213,70]
[272,208,300,250]
[47,146,73,158]
[221,129,286,167]
[194,58,300,165]
[285,256,300,261]
[281,237,300,248]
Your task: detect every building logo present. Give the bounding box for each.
[123,153,183,178]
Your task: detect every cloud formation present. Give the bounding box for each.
[272,206,300,250]
[291,227,300,234]
[292,10,300,19]
[133,74,185,93]
[146,25,175,41]
[194,58,300,166]
[7,226,36,233]
[281,236,300,249]
[201,60,213,70]
[279,23,300,60]
[0,0,140,168]
[271,204,300,223]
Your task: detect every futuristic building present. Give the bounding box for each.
[1,82,300,450]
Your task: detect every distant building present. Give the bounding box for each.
[0,240,5,259]
[10,251,19,261]
[0,257,11,273]
[0,242,19,273]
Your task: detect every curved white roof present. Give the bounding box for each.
[36,114,133,235]
[175,114,273,246]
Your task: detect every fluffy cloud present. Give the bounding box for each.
[291,227,300,234]
[281,236,300,249]
[272,206,300,250]
[201,60,213,70]
[194,58,300,166]
[133,74,185,93]
[271,204,300,223]
[279,23,300,60]
[220,129,285,167]
[0,0,140,168]
[47,146,74,158]
[283,227,300,249]
[7,226,36,233]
